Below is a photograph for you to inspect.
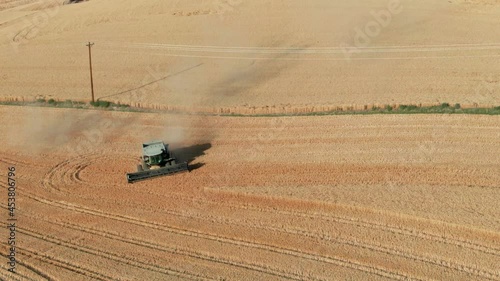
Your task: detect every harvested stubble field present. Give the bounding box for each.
[0,106,499,280]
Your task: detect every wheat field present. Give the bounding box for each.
[1,0,500,280]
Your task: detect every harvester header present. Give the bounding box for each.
[126,141,188,183]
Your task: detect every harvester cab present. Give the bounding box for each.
[142,141,171,167]
[126,141,189,183]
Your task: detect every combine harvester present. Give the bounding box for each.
[126,141,188,183]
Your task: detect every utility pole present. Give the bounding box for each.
[86,42,95,103]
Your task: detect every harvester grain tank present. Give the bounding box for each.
[126,141,188,183]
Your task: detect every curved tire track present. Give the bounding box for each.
[18,226,215,281]
[20,189,422,281]
[61,191,500,280]
[131,188,500,259]
[38,156,500,261]
[3,177,500,280]
[40,153,136,190]
[0,254,44,281]
[17,247,114,281]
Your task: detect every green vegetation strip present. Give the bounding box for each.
[0,98,132,111]
[299,103,500,117]
[0,100,499,116]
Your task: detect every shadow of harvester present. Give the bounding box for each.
[171,143,211,171]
